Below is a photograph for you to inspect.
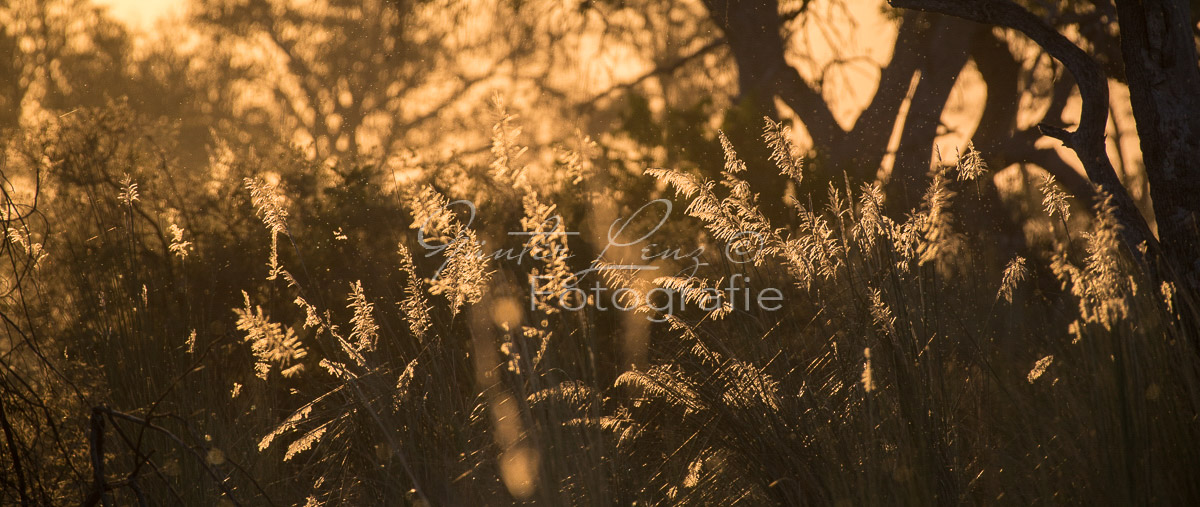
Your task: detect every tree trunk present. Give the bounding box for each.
[1113,0,1200,282]
[888,15,974,212]
[703,0,819,223]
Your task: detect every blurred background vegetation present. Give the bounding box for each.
[2,0,1199,504]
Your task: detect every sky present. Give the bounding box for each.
[92,0,179,30]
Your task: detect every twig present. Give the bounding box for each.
[577,37,726,111]
[0,397,31,506]
[92,407,244,506]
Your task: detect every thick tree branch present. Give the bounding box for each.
[972,36,1098,204]
[891,0,1108,147]
[773,65,848,149]
[850,13,924,136]
[703,0,847,149]
[890,0,1157,252]
[1022,148,1097,202]
[889,14,975,208]
[841,12,931,180]
[969,32,1020,146]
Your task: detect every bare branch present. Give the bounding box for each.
[578,37,727,111]
[1036,123,1072,144]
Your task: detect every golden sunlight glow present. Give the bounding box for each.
[5,0,1198,504]
[92,0,178,29]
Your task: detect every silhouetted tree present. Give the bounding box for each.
[685,0,1200,281]
[891,0,1200,282]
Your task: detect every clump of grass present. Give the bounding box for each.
[234,291,308,379]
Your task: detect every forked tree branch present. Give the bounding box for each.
[703,0,848,150]
[889,0,1158,252]
[890,0,1108,148]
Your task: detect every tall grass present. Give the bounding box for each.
[1,103,1198,505]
